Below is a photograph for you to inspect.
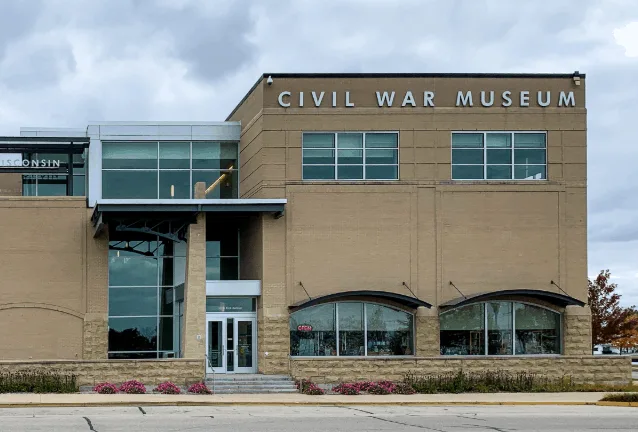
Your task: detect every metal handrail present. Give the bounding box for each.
[205,353,215,394]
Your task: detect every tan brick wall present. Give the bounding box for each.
[0,173,22,196]
[83,313,108,360]
[84,209,109,359]
[0,359,204,387]
[0,198,88,360]
[290,356,631,385]
[564,305,592,355]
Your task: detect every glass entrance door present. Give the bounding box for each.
[206,315,256,374]
[206,318,225,374]
[235,318,256,373]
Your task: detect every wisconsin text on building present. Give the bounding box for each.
[0,72,631,387]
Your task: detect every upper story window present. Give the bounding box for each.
[21,152,86,197]
[302,132,398,180]
[102,141,238,199]
[451,132,547,180]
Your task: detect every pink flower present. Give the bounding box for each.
[119,380,146,394]
[93,382,118,394]
[153,381,181,394]
[187,382,212,394]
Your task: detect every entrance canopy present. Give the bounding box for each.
[91,198,286,237]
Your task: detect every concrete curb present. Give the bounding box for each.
[1,401,636,408]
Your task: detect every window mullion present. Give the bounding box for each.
[484,303,488,355]
[483,133,487,180]
[335,304,339,357]
[363,303,368,357]
[334,133,338,180]
[363,132,367,180]
[512,301,516,355]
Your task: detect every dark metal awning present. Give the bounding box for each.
[439,289,586,308]
[289,290,432,311]
[91,199,286,237]
[0,136,90,153]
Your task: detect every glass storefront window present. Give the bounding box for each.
[103,142,157,169]
[289,302,414,357]
[440,303,485,355]
[338,303,364,356]
[109,287,158,316]
[366,303,414,356]
[514,303,561,354]
[487,302,513,355]
[206,225,239,281]
[440,301,561,356]
[159,142,190,169]
[290,303,337,356]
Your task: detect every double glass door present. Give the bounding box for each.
[206,315,256,374]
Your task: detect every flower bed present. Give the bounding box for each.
[154,381,181,394]
[331,380,414,395]
[187,382,212,394]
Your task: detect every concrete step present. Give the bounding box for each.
[210,384,296,389]
[211,388,299,394]
[206,379,293,384]
[205,374,292,381]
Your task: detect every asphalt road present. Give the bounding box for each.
[0,405,637,431]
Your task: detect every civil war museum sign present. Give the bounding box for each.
[277,90,578,108]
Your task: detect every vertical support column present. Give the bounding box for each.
[258,214,289,374]
[182,182,207,359]
[416,306,440,356]
[83,210,109,359]
[563,305,592,355]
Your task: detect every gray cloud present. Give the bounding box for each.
[0,0,636,305]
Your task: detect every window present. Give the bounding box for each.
[21,152,86,196]
[206,219,239,280]
[102,141,238,199]
[452,132,546,180]
[107,226,187,359]
[290,302,414,357]
[302,132,398,180]
[440,301,561,355]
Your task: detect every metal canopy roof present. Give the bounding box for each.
[439,289,585,308]
[0,136,90,153]
[289,290,432,311]
[91,199,286,236]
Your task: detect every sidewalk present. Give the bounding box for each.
[0,392,628,408]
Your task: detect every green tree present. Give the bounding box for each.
[588,269,638,347]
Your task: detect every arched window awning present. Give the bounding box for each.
[288,290,432,311]
[439,289,585,309]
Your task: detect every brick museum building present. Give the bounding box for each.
[0,72,631,385]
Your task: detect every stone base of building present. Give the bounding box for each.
[290,356,632,385]
[0,359,205,387]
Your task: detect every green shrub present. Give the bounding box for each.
[0,371,78,393]
[403,370,638,394]
[600,393,638,402]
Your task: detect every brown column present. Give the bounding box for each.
[416,306,440,356]
[83,211,109,359]
[182,183,207,359]
[563,305,592,355]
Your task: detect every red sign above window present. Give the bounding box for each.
[297,324,312,332]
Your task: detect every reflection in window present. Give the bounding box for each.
[440,303,485,355]
[302,132,399,180]
[101,141,239,199]
[206,221,239,280]
[440,302,561,356]
[514,303,561,354]
[338,303,364,356]
[452,132,547,180]
[487,302,513,355]
[290,302,414,357]
[290,304,337,356]
[107,228,186,359]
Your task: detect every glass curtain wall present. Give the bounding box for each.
[206,218,240,280]
[290,302,414,357]
[102,141,238,199]
[22,152,86,196]
[107,225,186,359]
[440,301,561,355]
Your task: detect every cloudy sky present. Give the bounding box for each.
[0,0,636,306]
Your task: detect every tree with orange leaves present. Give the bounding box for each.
[588,269,638,348]
[613,311,638,353]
